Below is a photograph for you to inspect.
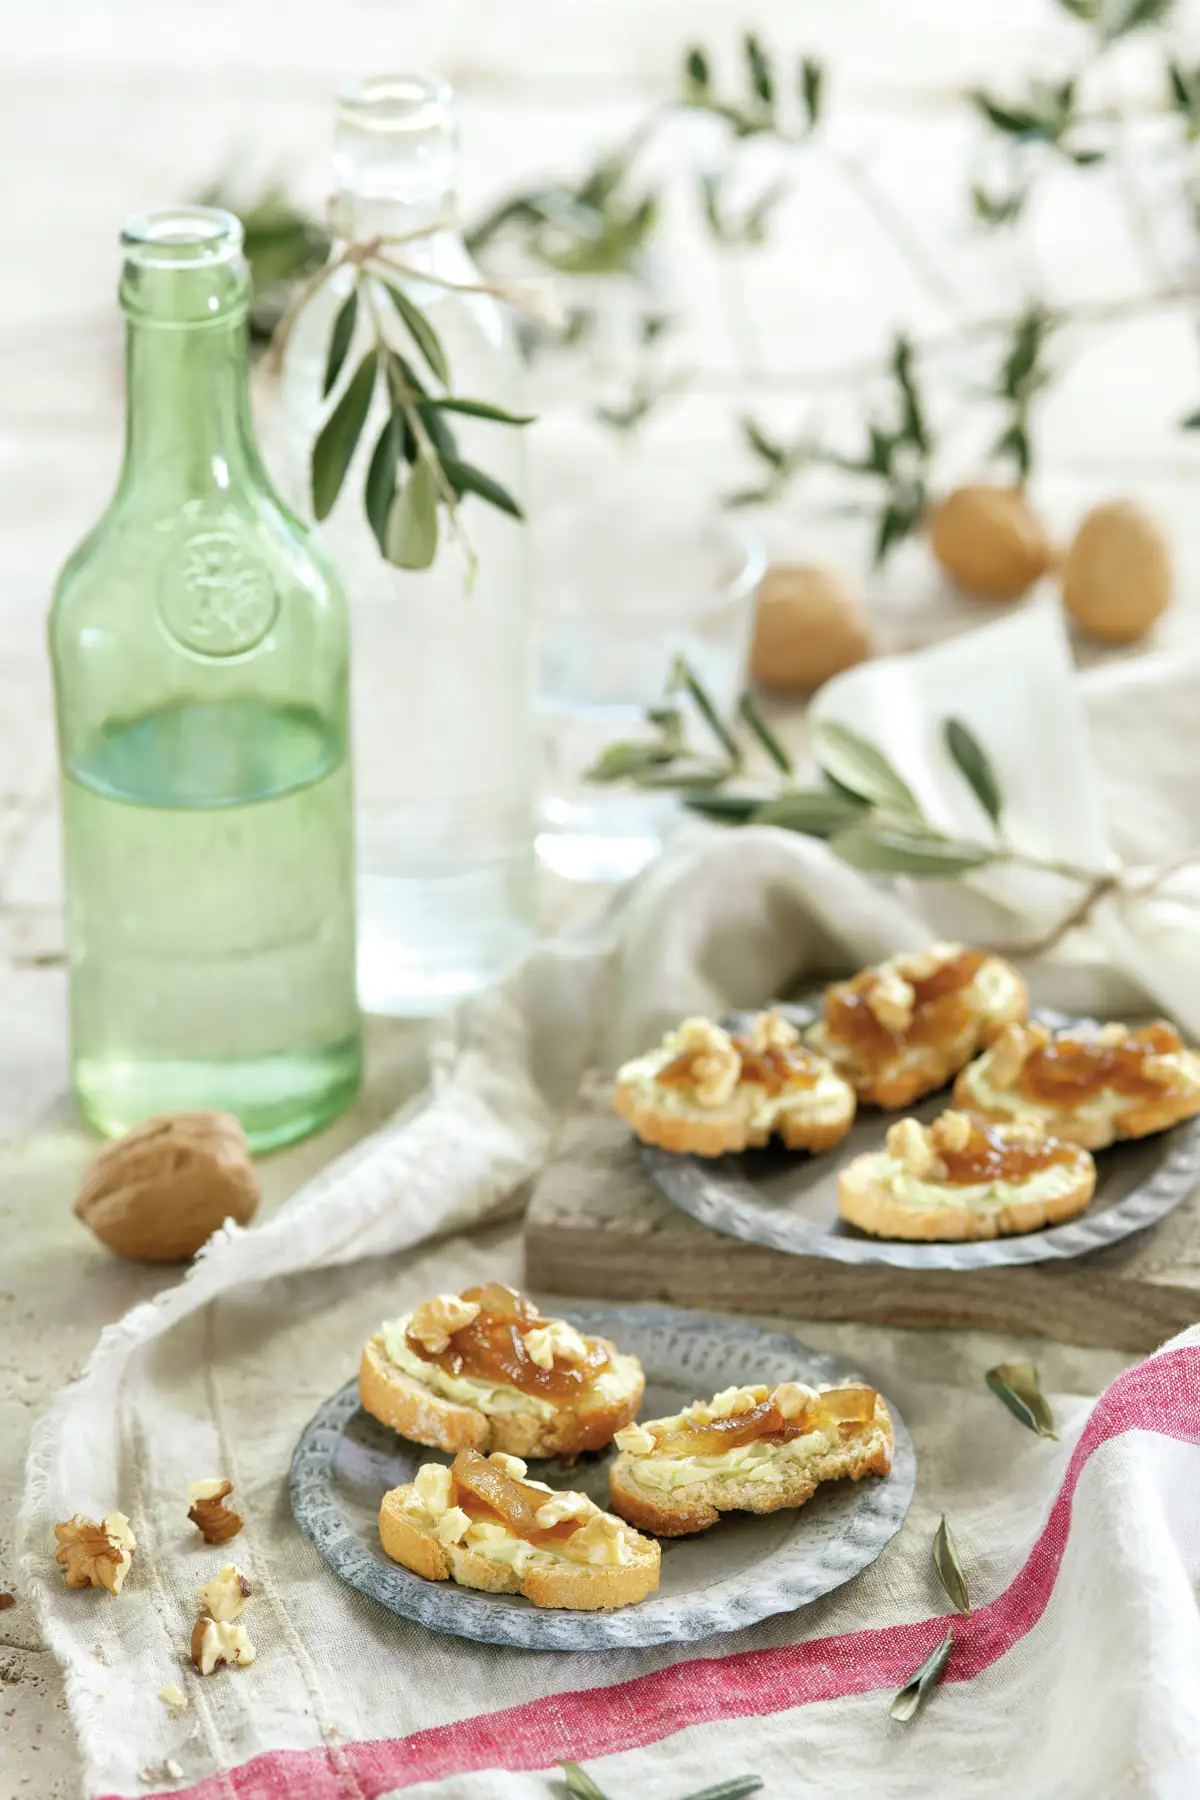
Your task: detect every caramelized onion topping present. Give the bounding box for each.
[824,949,987,1058]
[653,1385,877,1458]
[1017,1021,1184,1105]
[406,1286,613,1399]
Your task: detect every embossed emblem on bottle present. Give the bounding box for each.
[158,528,278,657]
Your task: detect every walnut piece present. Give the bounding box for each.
[0,1593,14,1611]
[187,1480,243,1545]
[867,969,916,1035]
[74,1111,259,1264]
[893,942,961,983]
[931,1110,973,1155]
[408,1294,482,1355]
[885,1118,939,1179]
[987,1021,1050,1089]
[198,1564,251,1623]
[771,1381,820,1419]
[191,1615,255,1675]
[534,1492,594,1529]
[54,1513,136,1595]
[613,1422,656,1456]
[158,1684,189,1709]
[669,1018,741,1107]
[1142,1054,1182,1088]
[486,1452,528,1479]
[564,1515,634,1568]
[523,1319,589,1370]
[745,1010,801,1055]
[708,1384,766,1418]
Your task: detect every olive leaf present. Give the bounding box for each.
[385,457,439,571]
[443,456,525,521]
[944,719,1004,826]
[679,1782,763,1800]
[986,1362,1058,1439]
[311,347,378,521]
[585,741,676,782]
[738,691,794,774]
[828,826,993,876]
[890,1627,954,1723]
[813,721,922,818]
[744,33,774,108]
[684,792,768,822]
[684,46,711,98]
[754,790,869,838]
[426,397,535,425]
[364,412,404,555]
[799,56,824,130]
[322,286,359,397]
[416,403,460,463]
[932,1514,972,1615]
[669,657,742,768]
[558,1763,611,1800]
[381,280,450,386]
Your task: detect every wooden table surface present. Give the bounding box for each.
[3,1,1199,1789]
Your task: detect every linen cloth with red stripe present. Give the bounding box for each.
[20,606,1200,1798]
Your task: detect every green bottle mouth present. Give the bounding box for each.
[119,205,251,325]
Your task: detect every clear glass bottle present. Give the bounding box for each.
[275,74,536,1015]
[50,207,361,1152]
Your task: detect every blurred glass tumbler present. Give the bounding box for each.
[536,498,764,882]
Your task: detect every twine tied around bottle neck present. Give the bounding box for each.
[268,199,561,371]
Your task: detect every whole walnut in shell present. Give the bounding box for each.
[750,563,871,693]
[1061,499,1171,644]
[75,1111,258,1262]
[927,485,1053,600]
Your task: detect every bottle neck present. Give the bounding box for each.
[119,313,265,500]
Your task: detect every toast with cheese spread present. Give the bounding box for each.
[807,943,1028,1110]
[838,1109,1095,1241]
[359,1284,644,1460]
[953,1018,1200,1149]
[380,1449,660,1611]
[614,1010,856,1157]
[608,1379,892,1537]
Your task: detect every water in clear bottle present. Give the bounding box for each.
[274,75,536,1014]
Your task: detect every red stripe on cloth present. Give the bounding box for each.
[122,1343,1200,1800]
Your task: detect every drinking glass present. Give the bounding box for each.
[535,488,765,883]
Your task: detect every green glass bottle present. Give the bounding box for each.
[50,207,361,1152]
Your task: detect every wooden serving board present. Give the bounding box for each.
[523,1081,1200,1353]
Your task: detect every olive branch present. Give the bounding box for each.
[264,223,548,575]
[588,658,1199,955]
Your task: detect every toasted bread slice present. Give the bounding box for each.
[608,1383,893,1538]
[614,1010,856,1158]
[838,1110,1096,1241]
[359,1288,645,1460]
[953,1019,1200,1150]
[379,1453,660,1611]
[808,944,1028,1110]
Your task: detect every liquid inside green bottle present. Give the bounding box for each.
[50,208,361,1151]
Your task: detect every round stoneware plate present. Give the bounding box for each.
[290,1303,915,1651]
[643,1004,1200,1271]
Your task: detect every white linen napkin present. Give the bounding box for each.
[19,603,1200,1799]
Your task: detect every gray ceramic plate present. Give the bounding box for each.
[290,1303,915,1650]
[643,1004,1200,1271]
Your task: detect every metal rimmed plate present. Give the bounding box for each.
[290,1303,914,1651]
[642,1004,1200,1271]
